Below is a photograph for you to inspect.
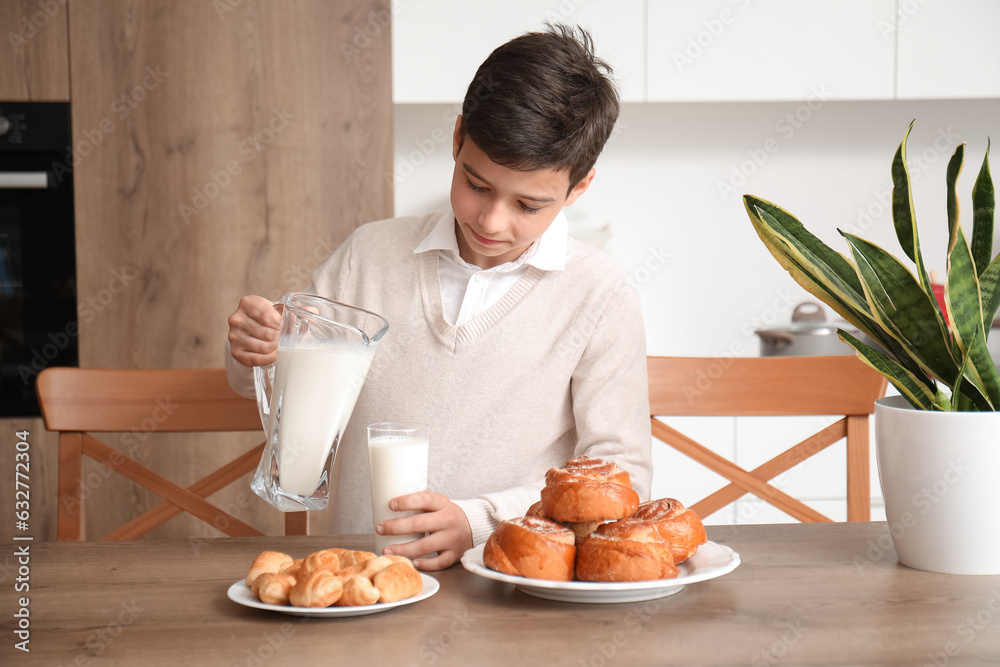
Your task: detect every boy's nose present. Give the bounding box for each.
[477,203,507,235]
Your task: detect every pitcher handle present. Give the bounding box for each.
[253,363,274,434]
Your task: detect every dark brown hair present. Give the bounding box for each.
[459,24,620,193]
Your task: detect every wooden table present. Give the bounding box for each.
[3,522,999,666]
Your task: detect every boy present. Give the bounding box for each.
[226,25,651,570]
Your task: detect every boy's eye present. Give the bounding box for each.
[519,202,541,214]
[465,179,487,193]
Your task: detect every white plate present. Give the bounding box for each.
[227,573,439,617]
[461,541,739,603]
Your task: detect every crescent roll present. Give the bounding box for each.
[288,569,344,607]
[246,551,294,587]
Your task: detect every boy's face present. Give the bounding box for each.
[450,116,594,270]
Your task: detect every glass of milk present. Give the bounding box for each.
[367,422,429,555]
[250,293,388,512]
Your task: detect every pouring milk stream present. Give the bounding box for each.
[251,293,388,512]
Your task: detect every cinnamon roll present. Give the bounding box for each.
[632,498,706,564]
[483,516,576,581]
[540,456,640,523]
[576,518,679,582]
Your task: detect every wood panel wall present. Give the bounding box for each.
[0,0,70,100]
[14,0,393,541]
[0,0,71,547]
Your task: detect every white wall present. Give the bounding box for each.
[393,96,1000,523]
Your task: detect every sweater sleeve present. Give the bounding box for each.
[569,280,653,502]
[454,478,547,547]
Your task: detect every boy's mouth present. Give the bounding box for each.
[470,228,504,246]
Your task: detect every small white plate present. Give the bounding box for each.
[461,541,740,603]
[227,573,439,617]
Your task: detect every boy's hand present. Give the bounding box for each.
[377,491,473,571]
[227,295,281,367]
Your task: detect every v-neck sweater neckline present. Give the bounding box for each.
[419,251,545,349]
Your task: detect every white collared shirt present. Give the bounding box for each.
[413,210,568,326]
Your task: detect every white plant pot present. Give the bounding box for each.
[875,395,1000,575]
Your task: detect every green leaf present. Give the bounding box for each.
[951,344,972,412]
[839,330,938,409]
[979,253,1000,328]
[841,232,958,384]
[946,144,964,253]
[891,121,919,263]
[971,140,994,277]
[891,122,938,304]
[946,226,983,356]
[745,196,864,296]
[746,195,935,389]
[944,228,1000,409]
[962,327,1000,409]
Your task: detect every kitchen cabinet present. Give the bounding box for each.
[897,0,1000,99]
[392,0,646,103]
[396,0,1000,103]
[646,0,896,102]
[0,0,70,100]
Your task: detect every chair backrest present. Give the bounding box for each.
[647,355,888,523]
[648,356,887,417]
[36,367,308,540]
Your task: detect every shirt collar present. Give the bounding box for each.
[413,209,567,272]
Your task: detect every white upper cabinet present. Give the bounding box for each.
[393,1,999,104]
[646,0,896,102]
[897,0,1000,99]
[391,0,646,103]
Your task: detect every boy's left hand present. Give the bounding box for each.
[376,491,473,571]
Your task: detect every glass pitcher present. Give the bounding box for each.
[250,293,389,511]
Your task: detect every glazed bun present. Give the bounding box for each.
[632,498,707,564]
[576,518,679,582]
[483,516,576,581]
[540,457,640,523]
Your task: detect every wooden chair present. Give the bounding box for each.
[647,355,888,522]
[36,367,308,540]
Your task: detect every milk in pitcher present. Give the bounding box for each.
[267,341,375,495]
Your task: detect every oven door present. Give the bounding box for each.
[0,152,77,416]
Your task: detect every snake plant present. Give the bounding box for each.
[745,122,998,411]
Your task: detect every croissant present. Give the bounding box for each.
[483,516,576,581]
[576,518,679,582]
[373,562,423,603]
[246,551,294,587]
[288,569,344,607]
[280,558,304,577]
[632,498,707,564]
[337,574,381,607]
[540,457,640,523]
[338,550,377,569]
[301,549,342,574]
[252,572,297,605]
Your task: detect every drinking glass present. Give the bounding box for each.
[367,422,429,554]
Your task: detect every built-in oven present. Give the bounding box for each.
[0,102,77,416]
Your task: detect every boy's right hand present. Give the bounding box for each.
[227,296,281,368]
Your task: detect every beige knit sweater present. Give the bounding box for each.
[226,213,652,545]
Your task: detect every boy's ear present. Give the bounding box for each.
[452,115,463,160]
[565,167,597,206]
